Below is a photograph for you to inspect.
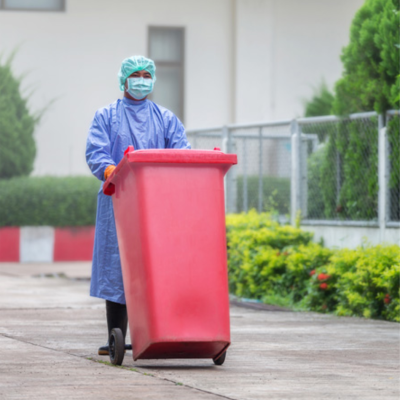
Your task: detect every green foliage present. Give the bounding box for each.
[304,245,400,321]
[227,210,315,298]
[226,212,400,322]
[333,0,400,114]
[393,75,400,105]
[0,176,99,227]
[337,118,379,220]
[304,0,400,221]
[236,176,290,214]
[307,117,383,220]
[388,116,400,220]
[307,144,329,218]
[0,53,38,179]
[307,136,342,219]
[304,81,334,118]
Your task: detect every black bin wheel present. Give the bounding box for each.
[213,350,226,366]
[109,328,125,366]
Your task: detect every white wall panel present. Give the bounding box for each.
[302,226,400,249]
[235,0,364,122]
[20,227,54,262]
[0,0,233,176]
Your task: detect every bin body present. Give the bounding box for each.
[104,148,237,361]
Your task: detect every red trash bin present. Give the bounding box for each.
[103,146,237,363]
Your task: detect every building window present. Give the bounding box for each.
[148,27,185,122]
[0,0,65,11]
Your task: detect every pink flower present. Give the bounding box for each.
[319,283,328,290]
[317,273,330,281]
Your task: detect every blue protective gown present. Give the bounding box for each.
[86,97,191,304]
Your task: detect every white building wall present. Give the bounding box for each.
[0,0,363,176]
[0,0,234,176]
[235,0,364,122]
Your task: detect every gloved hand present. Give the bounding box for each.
[104,165,116,180]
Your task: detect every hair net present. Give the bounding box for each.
[118,55,156,91]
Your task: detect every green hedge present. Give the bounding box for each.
[227,211,400,322]
[236,175,290,214]
[0,176,100,227]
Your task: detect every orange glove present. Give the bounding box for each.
[104,165,116,180]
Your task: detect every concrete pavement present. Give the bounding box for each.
[0,262,399,399]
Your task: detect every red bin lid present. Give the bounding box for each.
[124,147,237,165]
[103,147,237,196]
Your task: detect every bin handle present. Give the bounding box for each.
[103,145,135,196]
[124,145,134,156]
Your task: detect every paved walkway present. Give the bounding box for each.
[0,262,398,399]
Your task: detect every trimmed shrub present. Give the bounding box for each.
[304,245,400,321]
[227,210,315,298]
[0,176,100,227]
[226,211,400,322]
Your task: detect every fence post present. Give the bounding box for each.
[192,131,197,149]
[223,126,237,213]
[258,127,263,212]
[222,126,229,212]
[300,133,308,218]
[378,114,388,239]
[335,124,341,207]
[243,138,248,212]
[291,120,301,226]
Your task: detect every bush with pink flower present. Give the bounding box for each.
[226,211,400,322]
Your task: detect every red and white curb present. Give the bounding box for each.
[0,226,95,262]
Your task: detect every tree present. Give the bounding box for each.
[332,0,399,220]
[304,81,334,118]
[0,53,37,179]
[333,0,399,114]
[304,0,399,220]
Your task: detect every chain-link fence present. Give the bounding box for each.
[187,121,292,218]
[186,127,223,155]
[296,112,379,223]
[387,110,400,224]
[186,110,399,229]
[230,122,291,217]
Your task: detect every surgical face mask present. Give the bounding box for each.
[126,77,154,100]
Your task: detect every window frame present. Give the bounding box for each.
[148,25,185,123]
[0,0,66,12]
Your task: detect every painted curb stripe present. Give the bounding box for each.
[0,227,20,262]
[0,226,95,262]
[54,227,95,261]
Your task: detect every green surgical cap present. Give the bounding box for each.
[118,55,156,91]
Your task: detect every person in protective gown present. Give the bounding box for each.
[86,55,191,355]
